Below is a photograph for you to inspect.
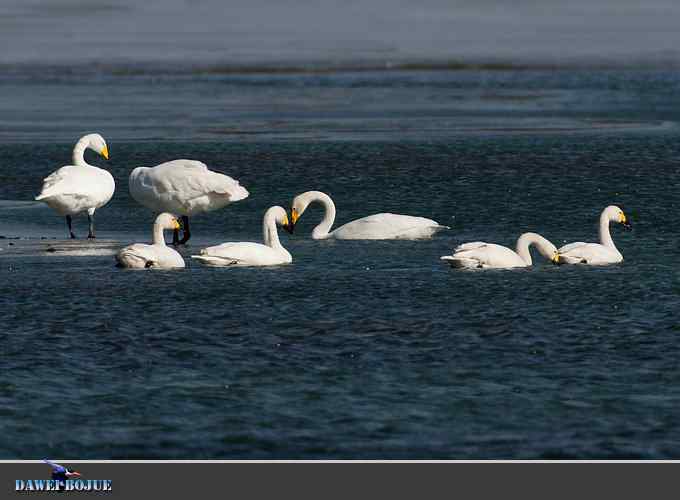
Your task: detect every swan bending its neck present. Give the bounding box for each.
[263,206,289,249]
[292,191,336,239]
[515,232,557,265]
[72,134,109,167]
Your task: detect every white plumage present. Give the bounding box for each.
[116,213,185,269]
[290,191,448,240]
[35,134,114,238]
[192,206,292,267]
[441,232,559,269]
[129,160,248,215]
[556,205,631,265]
[129,160,248,243]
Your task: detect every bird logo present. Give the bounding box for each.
[43,459,81,490]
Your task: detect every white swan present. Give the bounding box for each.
[116,213,185,269]
[129,160,249,244]
[35,134,114,239]
[289,191,448,240]
[441,232,559,269]
[192,206,292,267]
[556,205,631,265]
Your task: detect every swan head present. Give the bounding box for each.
[155,212,181,231]
[605,205,632,230]
[550,249,560,264]
[82,133,109,160]
[288,191,332,234]
[289,192,313,233]
[265,206,293,233]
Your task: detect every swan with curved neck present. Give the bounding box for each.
[116,213,185,269]
[556,205,631,265]
[192,206,293,267]
[129,159,248,245]
[289,191,448,240]
[35,134,113,239]
[441,232,559,269]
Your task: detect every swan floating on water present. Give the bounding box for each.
[129,160,249,245]
[192,206,292,267]
[289,191,448,240]
[35,134,114,239]
[441,232,559,269]
[556,205,631,265]
[115,213,185,269]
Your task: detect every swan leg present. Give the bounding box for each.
[178,216,191,244]
[66,215,76,239]
[87,213,96,239]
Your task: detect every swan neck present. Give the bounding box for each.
[263,214,283,250]
[152,223,167,246]
[515,238,533,266]
[599,212,617,250]
[515,233,554,265]
[72,137,91,167]
[311,192,336,239]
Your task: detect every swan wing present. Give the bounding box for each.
[442,243,525,268]
[116,244,159,268]
[558,243,622,265]
[557,241,587,253]
[454,241,488,252]
[36,165,111,200]
[116,244,185,269]
[193,242,290,266]
[129,160,249,215]
[332,213,446,240]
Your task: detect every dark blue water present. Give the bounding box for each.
[2,69,680,458]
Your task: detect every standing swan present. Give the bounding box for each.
[129,160,249,245]
[441,232,559,269]
[192,206,293,267]
[289,191,448,240]
[116,213,185,269]
[35,134,113,239]
[556,205,631,265]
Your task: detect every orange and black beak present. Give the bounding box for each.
[281,212,294,234]
[283,207,299,234]
[620,212,632,230]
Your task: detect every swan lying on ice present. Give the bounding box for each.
[116,213,185,269]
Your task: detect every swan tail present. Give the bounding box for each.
[35,186,63,201]
[440,255,479,268]
[556,254,586,265]
[209,172,250,201]
[116,250,152,269]
[454,241,487,252]
[191,255,240,266]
